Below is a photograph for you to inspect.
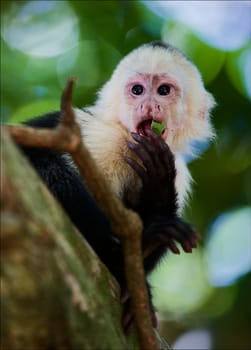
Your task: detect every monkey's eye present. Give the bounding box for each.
[157,84,171,95]
[131,84,144,95]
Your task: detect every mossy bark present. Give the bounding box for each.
[0,130,140,350]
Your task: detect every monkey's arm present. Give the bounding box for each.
[124,129,198,263]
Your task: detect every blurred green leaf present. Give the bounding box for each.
[162,21,226,84]
[9,99,60,123]
[226,44,251,100]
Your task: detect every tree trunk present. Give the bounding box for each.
[0,130,140,349]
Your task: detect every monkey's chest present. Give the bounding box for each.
[89,148,142,208]
[82,122,142,207]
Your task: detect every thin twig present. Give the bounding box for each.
[4,78,159,350]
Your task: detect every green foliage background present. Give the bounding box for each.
[1,1,250,349]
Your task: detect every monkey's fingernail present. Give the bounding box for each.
[169,241,180,254]
[121,290,129,304]
[145,128,157,138]
[126,141,137,149]
[122,312,133,330]
[190,238,197,248]
[192,232,200,240]
[171,246,180,254]
[183,242,192,253]
[131,132,142,141]
[123,155,131,163]
[131,132,139,137]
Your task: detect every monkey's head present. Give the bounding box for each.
[96,41,216,154]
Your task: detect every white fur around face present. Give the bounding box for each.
[92,44,215,153]
[74,43,216,211]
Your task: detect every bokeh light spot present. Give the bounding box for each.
[149,249,213,315]
[205,207,251,287]
[143,1,251,51]
[172,329,212,350]
[226,46,251,100]
[57,40,121,88]
[1,1,79,57]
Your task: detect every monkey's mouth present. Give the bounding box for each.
[137,119,166,137]
[137,119,153,136]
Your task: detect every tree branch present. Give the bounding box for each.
[1,130,141,349]
[4,78,159,349]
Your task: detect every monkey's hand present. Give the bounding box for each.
[124,129,177,220]
[142,217,199,260]
[124,130,199,256]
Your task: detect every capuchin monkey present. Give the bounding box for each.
[19,41,215,333]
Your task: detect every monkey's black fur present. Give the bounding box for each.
[19,112,197,333]
[149,40,191,62]
[149,40,172,50]
[21,112,124,281]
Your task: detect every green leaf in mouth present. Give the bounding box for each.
[151,120,166,136]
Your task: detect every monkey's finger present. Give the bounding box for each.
[123,156,147,182]
[144,130,176,180]
[131,132,162,171]
[120,288,130,304]
[181,240,193,253]
[189,235,198,248]
[154,225,194,253]
[172,220,200,248]
[168,227,194,253]
[126,140,157,178]
[174,228,197,250]
[167,235,193,253]
[122,310,132,328]
[193,233,200,245]
[155,232,186,254]
[131,132,155,153]
[145,129,175,169]
[122,309,134,335]
[153,233,181,254]
[145,128,171,154]
[153,139,176,179]
[143,235,180,257]
[134,132,171,178]
[168,240,181,254]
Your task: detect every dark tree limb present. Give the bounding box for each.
[3,78,159,350]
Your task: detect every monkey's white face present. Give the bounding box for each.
[119,72,181,141]
[97,44,215,153]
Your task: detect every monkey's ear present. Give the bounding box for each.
[199,91,216,121]
[183,88,216,144]
[198,90,216,139]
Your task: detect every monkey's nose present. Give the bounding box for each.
[151,103,162,116]
[140,103,161,115]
